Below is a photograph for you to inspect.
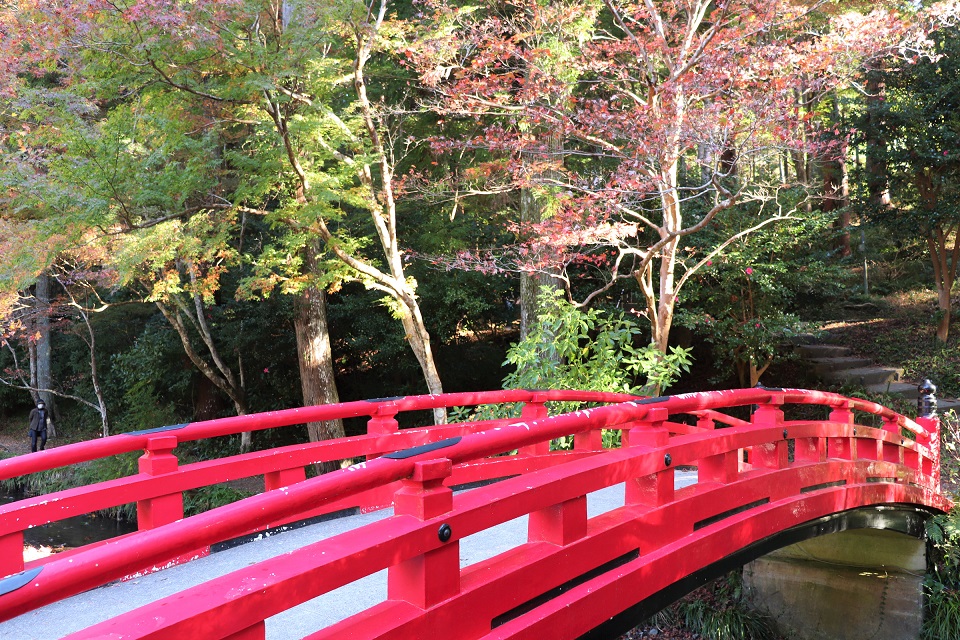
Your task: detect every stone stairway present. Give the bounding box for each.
[796,343,960,414]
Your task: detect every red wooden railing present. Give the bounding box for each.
[0,390,635,579]
[0,387,951,639]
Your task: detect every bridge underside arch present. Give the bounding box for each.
[581,504,936,640]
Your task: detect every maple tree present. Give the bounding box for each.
[0,257,115,436]
[0,0,453,434]
[415,0,956,359]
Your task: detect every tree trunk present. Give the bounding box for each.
[294,244,345,456]
[398,298,447,425]
[928,231,959,343]
[937,291,951,343]
[34,275,57,419]
[652,158,683,355]
[156,299,252,449]
[822,93,852,257]
[519,185,564,340]
[865,70,892,208]
[519,118,565,344]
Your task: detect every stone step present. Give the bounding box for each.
[936,399,960,415]
[823,366,904,387]
[865,382,922,398]
[807,356,874,375]
[795,344,851,359]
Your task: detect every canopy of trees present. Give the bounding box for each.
[0,0,958,448]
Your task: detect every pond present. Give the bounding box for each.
[2,492,137,559]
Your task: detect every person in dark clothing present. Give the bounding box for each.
[28,401,48,453]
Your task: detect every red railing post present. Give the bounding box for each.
[137,436,183,530]
[751,395,787,469]
[0,531,24,578]
[367,403,399,461]
[625,408,674,506]
[388,459,459,609]
[623,408,669,448]
[882,415,903,464]
[519,393,550,456]
[828,402,856,460]
[264,467,307,492]
[574,429,604,452]
[699,450,740,484]
[794,404,827,464]
[696,414,716,430]
[528,495,587,546]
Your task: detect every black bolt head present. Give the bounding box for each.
[438,523,452,543]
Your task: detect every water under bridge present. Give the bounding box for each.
[0,388,950,639]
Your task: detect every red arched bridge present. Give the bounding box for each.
[0,387,950,639]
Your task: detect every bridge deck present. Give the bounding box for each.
[0,473,698,639]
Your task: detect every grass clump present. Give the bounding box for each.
[654,571,781,640]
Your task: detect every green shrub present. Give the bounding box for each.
[657,571,780,640]
[503,290,692,404]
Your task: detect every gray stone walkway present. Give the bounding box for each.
[0,472,698,639]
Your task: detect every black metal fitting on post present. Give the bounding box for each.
[918,379,938,418]
[438,523,452,543]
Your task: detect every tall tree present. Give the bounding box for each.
[1,1,451,428]
[418,0,951,356]
[856,24,960,342]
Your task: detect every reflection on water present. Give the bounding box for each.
[1,492,137,553]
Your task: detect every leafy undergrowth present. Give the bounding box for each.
[621,572,785,640]
[821,290,960,398]
[923,412,960,639]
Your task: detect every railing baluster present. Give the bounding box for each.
[528,496,587,546]
[625,408,673,506]
[388,459,459,609]
[751,396,787,469]
[916,415,940,486]
[366,403,399,461]
[519,393,550,456]
[828,403,855,461]
[0,531,24,578]
[699,451,739,484]
[264,467,306,492]
[136,436,183,530]
[794,435,826,463]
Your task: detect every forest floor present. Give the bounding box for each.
[818,289,960,398]
[0,416,53,458]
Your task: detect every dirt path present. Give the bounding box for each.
[0,431,37,458]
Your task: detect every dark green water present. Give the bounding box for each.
[1,492,136,551]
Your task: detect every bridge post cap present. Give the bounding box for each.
[411,459,453,482]
[144,435,178,451]
[644,407,669,422]
[372,402,400,417]
[765,392,785,406]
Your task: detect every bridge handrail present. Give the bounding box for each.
[0,387,942,623]
[0,419,543,534]
[0,389,636,482]
[0,389,636,577]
